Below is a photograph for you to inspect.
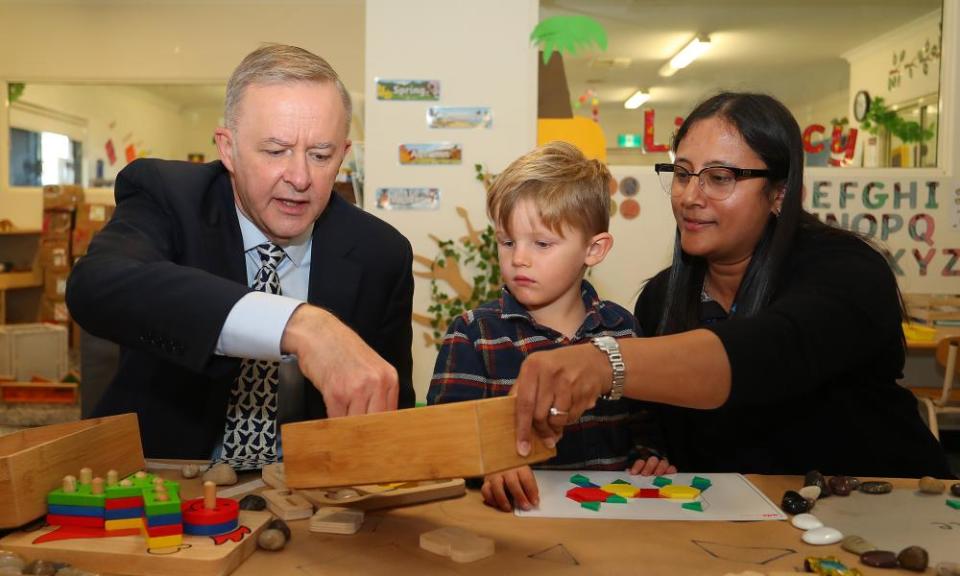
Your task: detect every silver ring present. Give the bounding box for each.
[548,407,568,417]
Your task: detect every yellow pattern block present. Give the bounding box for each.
[105,517,144,531]
[601,483,639,498]
[659,485,701,500]
[147,534,183,549]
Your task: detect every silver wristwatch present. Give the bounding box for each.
[591,335,626,400]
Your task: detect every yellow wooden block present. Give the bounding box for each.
[601,484,638,497]
[147,534,183,549]
[105,518,143,531]
[659,485,700,500]
[537,117,607,162]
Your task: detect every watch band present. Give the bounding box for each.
[591,335,626,400]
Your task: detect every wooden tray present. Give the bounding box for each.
[281,396,555,488]
[0,510,271,576]
[0,413,144,528]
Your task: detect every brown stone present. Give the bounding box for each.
[257,529,287,551]
[919,476,945,494]
[828,476,856,496]
[897,546,929,572]
[859,481,893,494]
[949,482,960,498]
[860,550,898,568]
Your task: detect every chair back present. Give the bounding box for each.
[934,336,960,405]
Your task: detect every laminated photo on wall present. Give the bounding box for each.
[399,143,462,165]
[376,187,441,210]
[375,79,440,101]
[426,106,493,129]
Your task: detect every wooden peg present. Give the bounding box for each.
[106,469,118,485]
[135,470,147,479]
[62,475,77,493]
[203,481,217,510]
[79,467,93,485]
[91,477,104,495]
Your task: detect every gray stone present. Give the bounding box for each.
[859,481,893,494]
[841,535,876,556]
[803,470,830,498]
[898,546,929,572]
[202,463,238,486]
[23,559,65,576]
[0,552,25,571]
[937,561,960,576]
[951,483,960,498]
[257,529,287,551]
[238,494,267,511]
[180,464,200,479]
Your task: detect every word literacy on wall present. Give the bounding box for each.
[427,106,492,129]
[399,143,462,165]
[375,187,441,211]
[375,79,440,101]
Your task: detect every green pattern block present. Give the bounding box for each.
[605,494,628,504]
[611,479,631,485]
[691,476,712,491]
[47,486,106,507]
[144,483,182,516]
[569,474,593,487]
[947,499,960,510]
[681,501,704,512]
[652,476,672,487]
[580,501,601,512]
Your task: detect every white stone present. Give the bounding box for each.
[798,485,821,500]
[790,513,823,531]
[801,526,843,545]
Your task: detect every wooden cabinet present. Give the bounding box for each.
[0,230,43,324]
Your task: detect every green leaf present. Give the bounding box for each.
[530,15,608,63]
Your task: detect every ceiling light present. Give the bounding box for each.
[659,35,711,77]
[624,89,650,109]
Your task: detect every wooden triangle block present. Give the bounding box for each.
[281,396,555,488]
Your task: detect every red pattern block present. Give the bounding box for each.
[636,489,662,498]
[566,487,612,503]
[145,523,184,537]
[46,514,105,528]
[33,525,140,545]
[105,496,145,510]
[211,525,250,545]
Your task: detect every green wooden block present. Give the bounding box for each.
[105,485,144,498]
[681,501,704,512]
[691,476,712,491]
[611,479,631,485]
[580,501,601,512]
[605,494,628,504]
[144,483,181,516]
[652,476,672,487]
[947,499,960,510]
[569,474,592,486]
[47,487,106,508]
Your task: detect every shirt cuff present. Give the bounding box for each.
[215,292,304,361]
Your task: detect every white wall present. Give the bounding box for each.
[365,0,539,402]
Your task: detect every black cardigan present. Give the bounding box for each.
[635,227,952,478]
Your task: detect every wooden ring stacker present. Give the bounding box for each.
[182,483,239,526]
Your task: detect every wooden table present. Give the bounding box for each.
[193,474,942,576]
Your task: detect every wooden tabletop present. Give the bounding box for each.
[173,474,945,576]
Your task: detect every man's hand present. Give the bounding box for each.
[481,466,539,512]
[281,304,398,416]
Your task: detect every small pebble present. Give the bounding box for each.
[181,464,200,479]
[23,560,66,576]
[841,535,876,556]
[919,476,945,494]
[898,546,929,572]
[828,476,856,497]
[0,568,23,576]
[801,526,843,545]
[790,513,823,530]
[238,494,267,511]
[56,568,99,576]
[859,481,893,494]
[781,490,809,515]
[257,529,286,551]
[860,550,899,568]
[202,463,238,486]
[798,485,821,500]
[951,483,960,498]
[937,561,960,576]
[803,470,830,498]
[266,518,291,541]
[0,552,25,571]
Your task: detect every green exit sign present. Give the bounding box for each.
[618,133,642,148]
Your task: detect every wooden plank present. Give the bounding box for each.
[0,414,145,528]
[299,478,466,511]
[0,271,43,290]
[281,396,555,488]
[0,510,270,576]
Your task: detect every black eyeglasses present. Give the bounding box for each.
[654,163,772,200]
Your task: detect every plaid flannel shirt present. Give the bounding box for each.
[428,280,665,470]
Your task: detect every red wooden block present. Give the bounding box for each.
[105,496,145,510]
[566,487,612,503]
[636,488,661,498]
[46,514,105,528]
[145,523,183,537]
[181,497,239,525]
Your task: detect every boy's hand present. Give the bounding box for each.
[629,456,676,476]
[481,466,539,512]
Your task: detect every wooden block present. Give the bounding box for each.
[0,414,145,528]
[0,509,270,576]
[282,396,555,488]
[419,526,494,563]
[261,462,286,489]
[299,478,466,511]
[261,489,314,521]
[309,506,364,535]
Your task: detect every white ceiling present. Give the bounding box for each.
[543,0,942,112]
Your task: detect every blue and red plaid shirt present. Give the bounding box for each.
[428,280,666,470]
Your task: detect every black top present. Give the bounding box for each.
[635,226,952,478]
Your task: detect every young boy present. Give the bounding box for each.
[427,141,672,513]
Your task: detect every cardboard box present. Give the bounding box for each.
[39,239,71,271]
[44,268,70,301]
[0,414,144,528]
[0,323,68,381]
[42,185,84,211]
[72,203,115,256]
[42,210,73,241]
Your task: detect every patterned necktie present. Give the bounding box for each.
[220,242,286,470]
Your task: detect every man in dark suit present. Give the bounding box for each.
[66,44,414,466]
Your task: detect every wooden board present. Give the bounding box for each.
[281,396,555,488]
[299,478,466,510]
[0,510,271,576]
[0,413,145,528]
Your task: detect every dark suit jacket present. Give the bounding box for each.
[66,159,415,458]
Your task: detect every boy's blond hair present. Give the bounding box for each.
[486,141,612,239]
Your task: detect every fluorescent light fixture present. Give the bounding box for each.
[659,35,711,77]
[624,89,650,109]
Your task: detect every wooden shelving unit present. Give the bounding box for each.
[0,229,43,324]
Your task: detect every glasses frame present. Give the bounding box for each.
[654,163,772,200]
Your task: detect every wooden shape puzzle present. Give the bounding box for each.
[691,476,712,491]
[659,485,701,500]
[601,483,638,497]
[681,501,704,512]
[261,489,314,521]
[420,526,495,563]
[565,487,611,503]
[652,476,672,487]
[309,506,364,535]
[637,488,661,498]
[282,396,555,488]
[580,501,601,511]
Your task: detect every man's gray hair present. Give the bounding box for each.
[224,44,352,133]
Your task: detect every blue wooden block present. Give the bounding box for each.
[146,512,183,527]
[47,504,104,518]
[183,519,238,536]
[104,507,145,520]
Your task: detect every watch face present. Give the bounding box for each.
[854,90,870,122]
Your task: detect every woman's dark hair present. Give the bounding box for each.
[657,92,847,334]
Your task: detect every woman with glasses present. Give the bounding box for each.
[512,92,951,478]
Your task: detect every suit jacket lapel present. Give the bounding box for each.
[308,194,362,318]
[200,167,246,284]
